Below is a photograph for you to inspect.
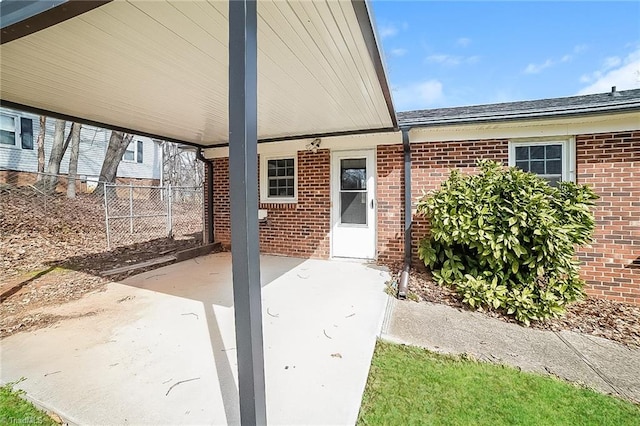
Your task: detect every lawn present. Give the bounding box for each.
[0,382,57,426]
[358,341,640,426]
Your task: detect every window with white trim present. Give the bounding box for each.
[0,113,33,149]
[509,139,575,186]
[260,155,297,202]
[123,140,144,163]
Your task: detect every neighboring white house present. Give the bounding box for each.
[0,106,162,188]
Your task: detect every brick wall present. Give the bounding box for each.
[206,131,639,305]
[410,139,509,263]
[380,133,639,305]
[209,149,331,258]
[575,131,640,304]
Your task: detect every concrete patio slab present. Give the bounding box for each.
[0,253,391,425]
[381,299,640,403]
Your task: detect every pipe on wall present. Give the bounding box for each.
[398,127,412,299]
[196,148,215,244]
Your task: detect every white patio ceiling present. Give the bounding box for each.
[0,0,397,146]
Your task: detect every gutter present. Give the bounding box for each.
[196,148,215,244]
[397,127,412,299]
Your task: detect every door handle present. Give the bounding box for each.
[370,199,375,209]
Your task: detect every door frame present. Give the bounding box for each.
[330,149,377,260]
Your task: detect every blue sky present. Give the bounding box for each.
[370,1,640,111]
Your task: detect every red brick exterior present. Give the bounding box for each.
[206,131,639,305]
[209,149,330,258]
[575,131,640,304]
[376,145,404,264]
[377,133,639,305]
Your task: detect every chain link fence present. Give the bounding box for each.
[103,182,203,249]
[0,171,204,250]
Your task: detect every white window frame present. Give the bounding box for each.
[0,113,21,149]
[508,137,576,183]
[123,140,143,163]
[260,154,297,203]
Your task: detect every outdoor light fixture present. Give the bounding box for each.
[306,138,321,153]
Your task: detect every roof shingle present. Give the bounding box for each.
[397,88,640,127]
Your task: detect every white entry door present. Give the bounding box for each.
[331,150,376,259]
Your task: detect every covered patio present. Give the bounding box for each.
[1,1,397,423]
[0,253,390,425]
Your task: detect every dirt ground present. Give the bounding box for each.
[0,187,205,338]
[404,267,640,348]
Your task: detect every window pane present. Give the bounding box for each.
[530,146,544,159]
[546,159,562,175]
[515,146,529,161]
[0,130,15,145]
[546,145,562,159]
[123,150,134,161]
[0,115,15,131]
[530,161,545,174]
[341,158,366,190]
[266,158,295,199]
[546,177,561,187]
[341,192,366,224]
[515,161,529,172]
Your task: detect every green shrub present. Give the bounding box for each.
[417,160,598,325]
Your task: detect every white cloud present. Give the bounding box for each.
[426,54,480,66]
[390,48,408,57]
[574,44,588,54]
[524,45,587,74]
[577,49,640,95]
[457,37,471,47]
[603,56,622,70]
[379,24,398,39]
[524,59,554,74]
[427,54,461,66]
[392,79,444,111]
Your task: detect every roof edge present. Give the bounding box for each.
[351,0,398,130]
[1,1,111,45]
[400,96,640,128]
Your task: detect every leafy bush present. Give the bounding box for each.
[417,160,598,325]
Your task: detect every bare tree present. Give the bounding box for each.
[36,116,46,178]
[66,123,82,199]
[40,119,69,191]
[93,130,133,196]
[162,142,203,187]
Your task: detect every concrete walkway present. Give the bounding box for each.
[1,253,390,425]
[381,299,640,403]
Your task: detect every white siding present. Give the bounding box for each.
[0,107,161,180]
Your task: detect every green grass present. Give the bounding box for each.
[0,381,57,426]
[358,341,640,426]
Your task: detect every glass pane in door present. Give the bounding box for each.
[341,159,366,190]
[340,158,367,225]
[341,192,367,224]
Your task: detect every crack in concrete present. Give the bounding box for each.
[554,331,631,400]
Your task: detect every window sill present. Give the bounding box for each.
[259,200,297,210]
[0,144,22,150]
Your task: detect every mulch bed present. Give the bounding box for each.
[403,267,640,349]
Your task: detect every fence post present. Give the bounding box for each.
[129,183,134,234]
[167,185,173,239]
[103,182,111,250]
